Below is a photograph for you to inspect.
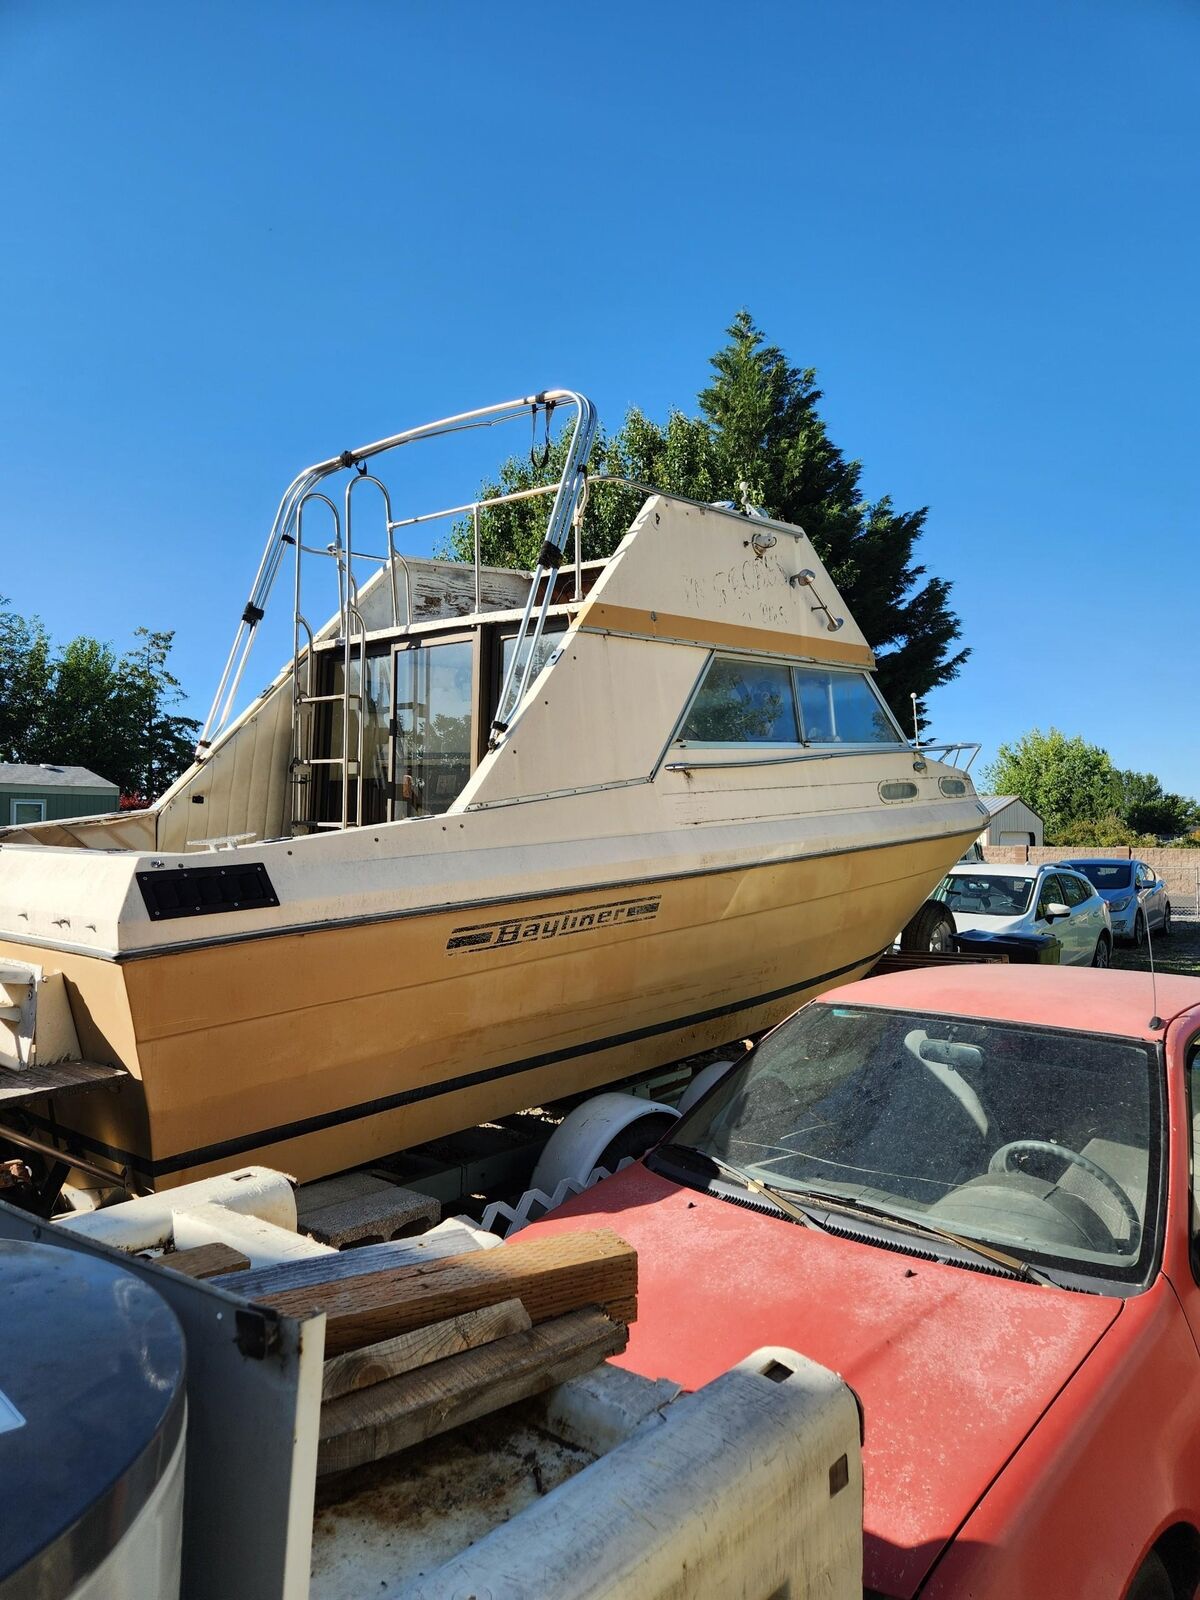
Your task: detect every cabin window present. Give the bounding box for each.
[679,655,904,747]
[10,798,46,825]
[394,639,474,817]
[680,658,800,743]
[793,667,902,744]
[500,624,568,691]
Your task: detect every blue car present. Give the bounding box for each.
[1062,859,1172,946]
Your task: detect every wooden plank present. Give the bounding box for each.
[0,1056,125,1106]
[257,1227,637,1358]
[317,1307,627,1476]
[321,1297,531,1400]
[158,1243,252,1279]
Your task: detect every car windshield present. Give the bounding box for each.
[934,873,1035,916]
[665,1003,1161,1286]
[1074,863,1133,891]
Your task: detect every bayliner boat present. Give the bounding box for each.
[0,391,983,1193]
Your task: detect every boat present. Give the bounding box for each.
[0,390,984,1193]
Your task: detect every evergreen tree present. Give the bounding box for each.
[447,312,968,725]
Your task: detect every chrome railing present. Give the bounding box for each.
[197,390,597,757]
[917,742,981,772]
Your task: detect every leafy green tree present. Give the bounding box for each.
[1051,812,1157,849]
[445,312,968,725]
[0,597,52,762]
[0,602,197,800]
[1111,769,1200,841]
[117,629,200,800]
[982,728,1120,843]
[986,728,1200,845]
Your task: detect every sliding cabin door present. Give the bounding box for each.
[391,635,478,819]
[310,651,394,828]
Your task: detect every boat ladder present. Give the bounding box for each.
[288,476,408,831]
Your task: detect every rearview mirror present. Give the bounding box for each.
[1044,902,1070,920]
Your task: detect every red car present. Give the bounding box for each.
[531,965,1200,1599]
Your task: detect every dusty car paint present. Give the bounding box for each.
[529,967,1200,1599]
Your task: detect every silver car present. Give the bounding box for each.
[1062,859,1172,946]
[933,863,1113,967]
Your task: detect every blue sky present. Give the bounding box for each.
[2,1,1197,791]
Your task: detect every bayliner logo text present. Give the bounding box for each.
[446,895,662,955]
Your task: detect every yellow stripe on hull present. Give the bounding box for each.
[2,830,973,1189]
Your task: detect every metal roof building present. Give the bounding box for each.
[0,763,120,827]
[979,794,1045,848]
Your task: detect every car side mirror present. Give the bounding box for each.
[1044,902,1070,920]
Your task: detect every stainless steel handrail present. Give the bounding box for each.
[198,390,596,754]
[489,398,596,735]
[664,746,910,772]
[665,741,980,774]
[918,742,981,772]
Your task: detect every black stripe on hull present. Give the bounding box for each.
[16,944,888,1181]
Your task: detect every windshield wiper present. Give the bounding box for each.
[654,1144,1055,1284]
[653,1143,820,1229]
[759,1183,1057,1284]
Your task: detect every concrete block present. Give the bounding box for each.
[300,1184,439,1248]
[295,1170,397,1221]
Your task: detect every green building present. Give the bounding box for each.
[0,763,120,827]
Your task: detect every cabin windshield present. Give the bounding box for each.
[678,655,904,747]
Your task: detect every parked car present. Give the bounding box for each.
[1063,858,1172,947]
[531,964,1200,1599]
[931,862,1112,966]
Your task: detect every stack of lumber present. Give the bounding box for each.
[242,1227,637,1476]
[158,1242,251,1280]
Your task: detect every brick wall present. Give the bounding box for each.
[981,844,1200,901]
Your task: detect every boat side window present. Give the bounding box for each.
[794,667,903,744]
[680,657,800,743]
[498,625,568,710]
[679,655,905,747]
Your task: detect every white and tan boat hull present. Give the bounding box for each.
[1,824,975,1187]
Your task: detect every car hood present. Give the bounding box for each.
[532,1162,1121,1599]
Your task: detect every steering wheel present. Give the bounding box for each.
[988,1139,1141,1242]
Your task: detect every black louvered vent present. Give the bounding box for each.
[136,862,279,921]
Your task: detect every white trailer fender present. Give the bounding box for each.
[530,1092,676,1196]
[675,1058,737,1117]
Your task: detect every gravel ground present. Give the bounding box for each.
[1112,913,1200,980]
